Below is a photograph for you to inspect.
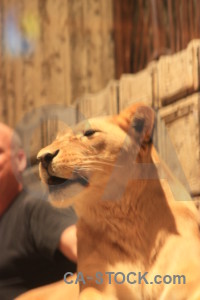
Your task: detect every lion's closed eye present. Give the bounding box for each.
[83,129,99,137]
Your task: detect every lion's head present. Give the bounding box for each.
[37,103,155,207]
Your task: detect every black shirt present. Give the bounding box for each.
[0,189,77,300]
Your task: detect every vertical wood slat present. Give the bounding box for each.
[21,0,34,123]
[150,0,159,58]
[136,0,144,71]
[113,0,123,79]
[146,1,153,66]
[156,0,166,55]
[2,0,17,127]
[175,0,181,52]
[1,0,7,123]
[132,0,140,72]
[139,0,147,71]
[122,0,134,73]
[69,0,87,99]
[0,0,4,122]
[195,0,200,38]
[100,0,115,88]
[181,0,189,50]
[40,0,69,106]
[167,0,175,53]
[189,0,195,40]
[67,0,115,100]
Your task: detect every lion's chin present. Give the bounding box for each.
[47,177,89,207]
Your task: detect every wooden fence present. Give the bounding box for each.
[114,0,200,78]
[19,40,200,199]
[0,0,115,126]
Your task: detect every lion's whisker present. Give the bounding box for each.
[79,161,122,168]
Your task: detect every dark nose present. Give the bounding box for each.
[37,150,59,169]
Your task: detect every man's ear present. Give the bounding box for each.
[131,106,155,144]
[16,149,27,173]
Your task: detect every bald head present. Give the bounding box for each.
[0,123,22,152]
[0,123,13,146]
[0,123,26,215]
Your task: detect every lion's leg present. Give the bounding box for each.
[188,289,200,300]
[79,287,117,300]
[15,276,79,300]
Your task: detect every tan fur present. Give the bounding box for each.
[16,276,79,300]
[19,103,200,299]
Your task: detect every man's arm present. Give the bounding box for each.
[59,224,77,262]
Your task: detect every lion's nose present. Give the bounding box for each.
[37,150,59,169]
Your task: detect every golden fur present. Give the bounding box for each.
[18,103,200,300]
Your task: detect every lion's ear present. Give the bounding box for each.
[131,105,155,143]
[132,116,145,133]
[113,103,155,143]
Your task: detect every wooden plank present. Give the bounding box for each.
[21,0,44,111]
[100,0,115,86]
[122,0,134,73]
[2,0,18,127]
[167,0,175,53]
[156,40,200,105]
[175,0,181,52]
[39,0,70,106]
[142,1,151,70]
[156,0,168,56]
[150,0,159,58]
[189,0,195,41]
[77,80,118,121]
[195,0,200,37]
[113,0,123,79]
[181,0,189,50]
[0,0,5,122]
[68,0,115,100]
[119,62,154,111]
[133,0,143,72]
[158,93,200,195]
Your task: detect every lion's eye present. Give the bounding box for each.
[84,129,97,137]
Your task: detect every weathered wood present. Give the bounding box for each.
[0,0,4,122]
[68,0,115,100]
[167,0,175,52]
[156,40,200,106]
[39,0,70,106]
[0,0,115,127]
[77,80,118,121]
[119,62,155,111]
[114,0,200,78]
[158,93,200,195]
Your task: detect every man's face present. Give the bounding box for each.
[0,126,16,192]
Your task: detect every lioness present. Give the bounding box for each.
[29,104,200,299]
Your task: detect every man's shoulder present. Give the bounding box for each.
[16,188,48,209]
[20,189,77,223]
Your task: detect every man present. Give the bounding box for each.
[0,123,77,300]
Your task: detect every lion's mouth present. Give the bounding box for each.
[47,176,68,185]
[47,175,89,189]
